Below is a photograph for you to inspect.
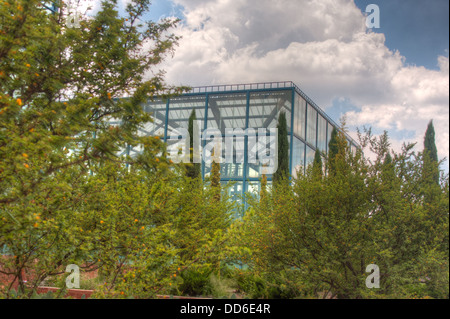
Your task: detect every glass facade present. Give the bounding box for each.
[136,81,359,199]
[317,115,327,152]
[306,104,317,148]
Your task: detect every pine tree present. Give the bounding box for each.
[273,112,289,185]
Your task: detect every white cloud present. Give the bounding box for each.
[156,0,449,166]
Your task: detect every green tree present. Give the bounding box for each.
[273,112,289,185]
[327,127,339,174]
[0,0,183,298]
[239,128,449,299]
[211,148,221,202]
[424,121,438,163]
[186,109,201,179]
[423,120,440,186]
[312,149,323,178]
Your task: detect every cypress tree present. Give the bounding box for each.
[273,112,289,184]
[312,149,323,178]
[423,120,440,186]
[186,109,201,179]
[211,148,221,202]
[260,173,268,201]
[327,127,339,174]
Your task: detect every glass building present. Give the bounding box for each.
[130,81,359,200]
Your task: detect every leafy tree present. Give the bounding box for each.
[0,0,184,298]
[238,126,449,299]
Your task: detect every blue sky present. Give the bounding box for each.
[354,0,449,70]
[80,0,449,170]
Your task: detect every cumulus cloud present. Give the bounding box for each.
[157,0,449,166]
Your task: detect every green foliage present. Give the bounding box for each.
[424,120,438,163]
[211,157,221,202]
[423,120,440,188]
[179,267,213,297]
[312,149,323,178]
[273,112,289,185]
[186,109,201,179]
[237,125,449,299]
[0,0,233,299]
[327,127,339,174]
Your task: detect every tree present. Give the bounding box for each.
[312,149,323,178]
[424,121,438,163]
[327,127,339,174]
[186,109,201,179]
[273,112,289,185]
[211,147,221,202]
[0,0,183,298]
[239,128,449,299]
[423,120,440,185]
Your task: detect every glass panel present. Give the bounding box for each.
[247,181,260,195]
[247,132,288,180]
[205,163,245,179]
[227,181,244,203]
[327,122,334,154]
[305,146,315,167]
[203,136,245,179]
[292,137,305,179]
[306,104,317,147]
[317,115,327,152]
[141,100,167,137]
[207,93,247,134]
[294,94,306,139]
[167,95,206,137]
[248,91,292,130]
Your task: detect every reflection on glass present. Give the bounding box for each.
[292,137,305,178]
[306,104,317,147]
[167,96,206,137]
[142,100,167,137]
[248,91,292,130]
[305,146,315,168]
[208,93,247,133]
[317,115,327,152]
[294,95,306,139]
[327,122,334,153]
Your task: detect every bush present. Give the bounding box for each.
[232,269,309,299]
[179,267,213,297]
[205,274,236,298]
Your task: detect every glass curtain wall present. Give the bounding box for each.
[138,83,359,201]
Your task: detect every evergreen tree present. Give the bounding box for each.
[186,109,201,179]
[312,149,323,178]
[273,112,289,184]
[327,127,339,174]
[424,121,438,163]
[260,174,268,200]
[211,147,221,202]
[423,120,439,185]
